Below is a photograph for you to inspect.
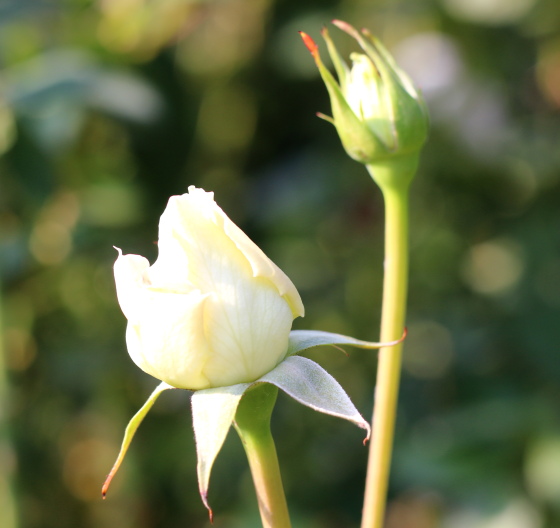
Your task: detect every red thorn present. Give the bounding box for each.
[299,31,318,58]
[208,508,214,524]
[363,435,370,446]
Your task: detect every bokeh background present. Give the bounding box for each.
[1,0,560,527]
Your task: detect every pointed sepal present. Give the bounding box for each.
[102,381,174,498]
[191,382,250,519]
[300,30,388,163]
[190,349,382,516]
[260,355,371,440]
[287,328,406,356]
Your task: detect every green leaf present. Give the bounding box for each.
[102,381,174,498]
[191,382,250,519]
[287,328,403,356]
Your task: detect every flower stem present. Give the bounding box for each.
[361,158,415,528]
[234,384,292,528]
[0,283,19,528]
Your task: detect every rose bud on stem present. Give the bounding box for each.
[301,21,429,528]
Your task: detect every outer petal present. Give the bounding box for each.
[114,250,212,390]
[113,249,152,322]
[151,187,304,319]
[219,207,305,319]
[202,277,293,387]
[148,189,256,296]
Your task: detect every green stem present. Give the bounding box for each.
[0,284,19,528]
[234,384,291,528]
[361,157,415,528]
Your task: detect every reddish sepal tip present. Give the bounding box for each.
[331,19,347,28]
[299,31,318,56]
[101,471,116,499]
[331,19,357,37]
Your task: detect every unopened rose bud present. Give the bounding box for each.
[301,20,429,166]
[114,186,304,390]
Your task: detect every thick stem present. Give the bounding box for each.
[234,384,291,528]
[361,159,413,528]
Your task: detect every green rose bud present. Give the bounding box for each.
[301,20,429,166]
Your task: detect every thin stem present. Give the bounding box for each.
[361,159,413,528]
[234,384,292,528]
[0,284,19,528]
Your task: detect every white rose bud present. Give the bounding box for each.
[113,186,304,390]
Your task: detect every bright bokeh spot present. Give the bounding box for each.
[442,0,536,25]
[461,239,525,296]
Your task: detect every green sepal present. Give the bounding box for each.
[191,382,250,520]
[286,328,405,356]
[190,353,377,517]
[322,25,350,92]
[104,328,405,519]
[102,381,174,498]
[312,39,390,163]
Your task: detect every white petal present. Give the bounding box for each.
[201,277,293,387]
[113,249,152,322]
[114,247,212,389]
[151,187,304,319]
[148,190,253,294]
[218,198,305,319]
[125,289,212,390]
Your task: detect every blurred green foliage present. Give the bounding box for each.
[1,0,560,527]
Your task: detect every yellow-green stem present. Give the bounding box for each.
[234,384,291,528]
[0,284,19,528]
[361,158,414,528]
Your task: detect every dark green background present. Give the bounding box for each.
[1,0,560,527]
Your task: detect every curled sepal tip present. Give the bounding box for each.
[102,381,174,498]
